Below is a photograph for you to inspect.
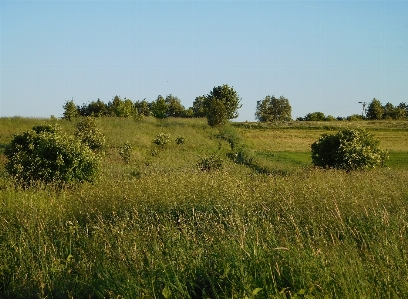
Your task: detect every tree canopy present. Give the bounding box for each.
[366,98,384,120]
[255,95,292,122]
[203,84,242,126]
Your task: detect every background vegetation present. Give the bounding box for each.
[0,117,407,298]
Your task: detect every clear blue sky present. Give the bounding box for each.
[1,0,407,121]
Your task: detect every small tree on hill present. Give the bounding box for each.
[311,128,388,171]
[203,84,242,126]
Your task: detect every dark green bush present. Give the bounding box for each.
[311,128,388,170]
[5,124,100,186]
[197,155,223,171]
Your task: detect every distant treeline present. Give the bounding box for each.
[63,95,205,120]
[63,94,407,122]
[297,98,407,121]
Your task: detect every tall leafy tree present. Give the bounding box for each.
[134,99,151,116]
[383,102,395,119]
[165,94,185,117]
[85,99,108,117]
[150,95,169,119]
[383,102,406,120]
[366,98,384,120]
[255,95,292,122]
[192,95,207,117]
[203,84,242,126]
[108,96,135,117]
[397,102,407,119]
[62,99,79,121]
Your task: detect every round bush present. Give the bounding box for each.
[5,124,100,186]
[311,128,388,171]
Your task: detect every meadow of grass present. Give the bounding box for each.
[0,117,408,298]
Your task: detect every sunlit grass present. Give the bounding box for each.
[1,117,408,298]
[2,169,408,298]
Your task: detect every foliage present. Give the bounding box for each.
[203,97,228,127]
[203,84,242,126]
[175,136,185,145]
[62,99,79,121]
[79,99,109,117]
[165,94,185,117]
[383,102,407,120]
[153,132,171,148]
[325,115,337,121]
[134,99,151,116]
[397,102,408,118]
[74,117,105,153]
[311,128,388,170]
[150,95,169,119]
[366,98,384,120]
[192,95,207,117]
[4,124,100,186]
[302,112,327,121]
[109,96,135,117]
[197,154,223,171]
[119,142,132,164]
[347,114,364,121]
[182,108,194,118]
[255,95,292,122]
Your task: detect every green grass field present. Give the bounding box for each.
[1,117,408,298]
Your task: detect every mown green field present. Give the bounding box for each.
[1,117,408,298]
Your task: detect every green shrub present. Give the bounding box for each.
[197,154,223,171]
[74,117,105,153]
[311,128,388,170]
[175,136,185,145]
[5,124,100,186]
[119,142,132,164]
[153,132,170,148]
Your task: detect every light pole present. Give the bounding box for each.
[358,101,367,118]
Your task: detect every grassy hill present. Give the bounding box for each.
[1,117,408,298]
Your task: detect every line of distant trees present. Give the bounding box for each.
[63,90,407,124]
[296,98,407,121]
[63,94,196,121]
[63,84,242,127]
